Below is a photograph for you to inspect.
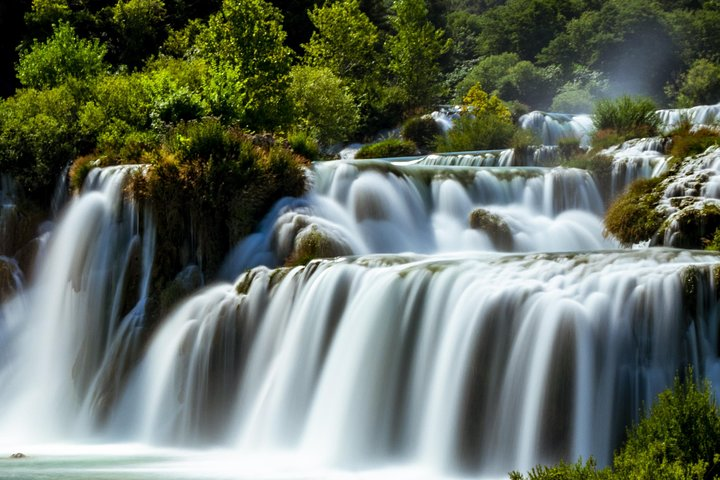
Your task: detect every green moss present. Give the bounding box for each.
[285,226,350,267]
[663,203,720,249]
[669,125,720,160]
[355,138,418,159]
[68,154,100,192]
[604,176,665,246]
[468,208,513,251]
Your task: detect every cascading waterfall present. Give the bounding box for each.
[1,106,720,480]
[518,111,594,147]
[0,165,156,442]
[221,160,612,276]
[601,137,669,196]
[109,250,720,477]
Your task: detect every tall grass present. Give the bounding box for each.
[593,96,661,144]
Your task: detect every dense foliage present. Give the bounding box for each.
[510,371,720,479]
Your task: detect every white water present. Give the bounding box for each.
[0,166,156,443]
[0,111,719,480]
[221,160,612,275]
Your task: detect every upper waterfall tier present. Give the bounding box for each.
[221,160,613,276]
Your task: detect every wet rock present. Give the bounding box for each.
[286,225,353,266]
[9,453,26,459]
[468,208,514,251]
[0,257,22,302]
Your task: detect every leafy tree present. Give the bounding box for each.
[288,65,359,145]
[303,0,380,81]
[16,21,108,89]
[455,54,559,109]
[667,3,720,66]
[111,0,167,67]
[461,83,512,122]
[195,0,293,130]
[302,0,390,132]
[474,0,587,61]
[386,0,451,112]
[551,67,608,113]
[672,59,720,107]
[538,0,680,100]
[0,85,80,198]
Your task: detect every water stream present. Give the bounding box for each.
[1,108,720,478]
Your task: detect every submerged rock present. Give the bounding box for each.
[287,225,353,266]
[468,208,514,251]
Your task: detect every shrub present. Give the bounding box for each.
[16,21,108,89]
[668,119,720,159]
[288,130,320,162]
[0,85,80,200]
[288,65,360,145]
[462,83,513,123]
[436,114,517,152]
[509,458,608,480]
[509,371,720,480]
[132,119,309,279]
[604,176,664,246]
[355,138,418,159]
[401,116,442,153]
[68,154,100,192]
[593,96,661,142]
[613,371,720,479]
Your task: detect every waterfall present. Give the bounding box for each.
[220,160,612,276]
[108,249,720,476]
[0,165,156,442]
[657,103,720,132]
[1,103,720,480]
[518,112,594,147]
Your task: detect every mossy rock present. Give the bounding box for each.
[468,208,513,251]
[604,176,665,246]
[662,203,720,249]
[286,225,352,266]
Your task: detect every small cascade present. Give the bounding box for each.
[600,137,669,196]
[412,150,515,167]
[0,165,156,442]
[221,160,611,275]
[519,111,594,147]
[657,103,720,132]
[111,249,720,476]
[431,108,459,132]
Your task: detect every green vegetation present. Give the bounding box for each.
[131,118,308,280]
[668,119,720,160]
[604,177,665,246]
[592,96,661,146]
[510,371,720,480]
[355,138,418,159]
[401,116,442,153]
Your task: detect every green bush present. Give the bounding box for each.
[510,371,720,480]
[288,65,360,145]
[613,371,720,479]
[16,21,108,89]
[288,130,320,162]
[593,96,661,142]
[668,119,720,160]
[132,119,309,279]
[401,116,442,153]
[0,85,80,200]
[436,113,517,152]
[604,176,665,246]
[355,138,418,159]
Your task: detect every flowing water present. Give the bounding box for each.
[1,109,720,479]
